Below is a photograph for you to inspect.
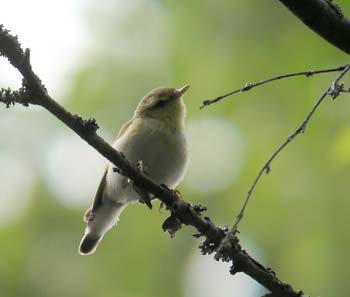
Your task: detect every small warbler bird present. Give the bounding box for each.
[79,85,190,255]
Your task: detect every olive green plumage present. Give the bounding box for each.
[79,85,190,255]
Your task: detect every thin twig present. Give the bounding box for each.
[200,65,347,109]
[217,64,350,254]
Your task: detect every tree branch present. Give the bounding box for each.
[0,25,302,296]
[200,65,347,108]
[278,0,350,54]
[201,51,350,260]
[219,65,350,242]
[200,63,350,237]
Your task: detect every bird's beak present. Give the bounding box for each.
[175,85,190,98]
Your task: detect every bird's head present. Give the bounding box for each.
[135,85,190,128]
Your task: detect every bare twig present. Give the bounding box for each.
[200,65,347,108]
[216,64,350,255]
[0,25,302,296]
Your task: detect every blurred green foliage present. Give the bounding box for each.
[1,1,350,297]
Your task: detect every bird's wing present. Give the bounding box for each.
[116,118,135,139]
[91,166,108,212]
[90,118,135,212]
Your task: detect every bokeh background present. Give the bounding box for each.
[1,1,350,296]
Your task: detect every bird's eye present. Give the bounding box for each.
[154,100,166,108]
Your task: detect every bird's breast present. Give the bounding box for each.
[105,118,188,203]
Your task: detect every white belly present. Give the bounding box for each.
[105,118,187,204]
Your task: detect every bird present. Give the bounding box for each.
[79,85,190,255]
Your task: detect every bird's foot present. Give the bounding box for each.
[133,184,152,210]
[159,202,165,213]
[136,188,152,210]
[173,189,182,200]
[161,184,183,201]
[158,186,182,213]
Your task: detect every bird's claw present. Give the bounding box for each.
[160,184,182,200]
[133,184,152,210]
[173,189,182,200]
[138,194,153,210]
[159,202,165,213]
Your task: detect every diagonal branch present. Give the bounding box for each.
[278,0,350,54]
[0,25,302,297]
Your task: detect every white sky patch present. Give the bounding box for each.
[0,153,34,225]
[183,240,264,297]
[0,109,51,227]
[0,0,88,99]
[44,133,107,208]
[185,118,245,196]
[85,0,169,66]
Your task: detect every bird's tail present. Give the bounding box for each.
[79,203,127,255]
[79,233,103,255]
